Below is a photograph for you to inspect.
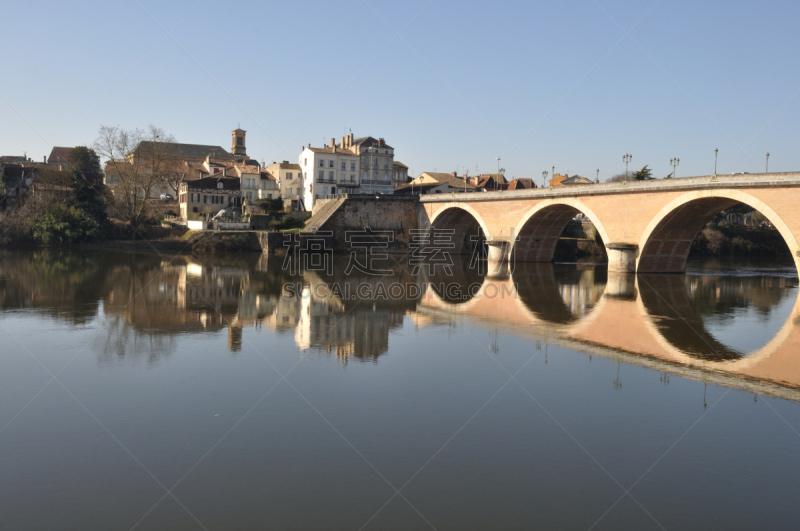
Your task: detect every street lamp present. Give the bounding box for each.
[622,153,632,181]
[714,148,718,175]
[766,152,770,173]
[542,170,548,188]
[670,157,680,178]
[596,168,600,183]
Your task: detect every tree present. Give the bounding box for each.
[606,172,629,183]
[95,125,178,228]
[632,165,653,181]
[68,146,102,174]
[68,146,110,235]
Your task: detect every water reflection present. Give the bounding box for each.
[1,250,799,393]
[514,263,606,324]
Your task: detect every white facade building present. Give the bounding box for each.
[299,133,396,210]
[266,161,304,210]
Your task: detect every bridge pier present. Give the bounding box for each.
[485,240,511,278]
[607,243,638,273]
[485,240,510,263]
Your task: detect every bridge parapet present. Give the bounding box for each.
[420,172,800,203]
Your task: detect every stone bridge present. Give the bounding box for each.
[419,172,800,274]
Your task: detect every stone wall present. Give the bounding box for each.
[317,195,420,253]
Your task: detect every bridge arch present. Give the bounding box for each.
[511,198,611,263]
[429,204,490,255]
[636,190,800,274]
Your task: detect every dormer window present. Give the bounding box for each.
[217,182,223,189]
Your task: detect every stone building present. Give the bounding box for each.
[179,176,241,220]
[393,161,409,186]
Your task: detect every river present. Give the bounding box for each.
[1,249,799,530]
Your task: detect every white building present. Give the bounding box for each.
[299,133,396,210]
[299,138,360,210]
[237,164,279,204]
[266,161,303,210]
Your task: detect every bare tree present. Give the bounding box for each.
[95,125,178,228]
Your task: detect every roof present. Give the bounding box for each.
[393,161,408,169]
[352,136,393,149]
[416,172,478,189]
[47,146,75,164]
[561,175,593,185]
[186,176,241,191]
[506,178,535,190]
[269,161,302,170]
[234,163,260,175]
[305,146,358,155]
[133,141,234,160]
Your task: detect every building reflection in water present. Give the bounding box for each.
[0,250,798,395]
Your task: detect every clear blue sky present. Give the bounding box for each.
[2,0,798,181]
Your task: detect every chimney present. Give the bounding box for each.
[331,138,335,150]
[451,171,458,178]
[43,156,47,163]
[379,138,385,146]
[340,136,345,148]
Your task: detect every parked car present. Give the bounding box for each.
[160,193,174,201]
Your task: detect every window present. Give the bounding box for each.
[286,172,292,180]
[351,162,356,171]
[318,170,324,179]
[319,159,324,167]
[340,172,345,181]
[341,162,346,170]
[384,159,389,168]
[329,171,334,180]
[329,160,334,168]
[217,182,223,189]
[363,171,368,180]
[384,171,389,181]
[287,187,292,195]
[304,158,307,166]
[350,175,354,182]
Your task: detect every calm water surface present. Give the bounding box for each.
[1,250,799,530]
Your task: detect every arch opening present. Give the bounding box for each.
[429,206,487,257]
[638,197,794,274]
[513,262,607,324]
[639,272,799,361]
[512,204,607,264]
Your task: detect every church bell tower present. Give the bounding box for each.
[231,126,247,159]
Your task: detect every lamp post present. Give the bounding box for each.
[622,153,632,181]
[542,170,548,188]
[714,148,718,175]
[670,157,680,178]
[766,152,770,173]
[596,168,599,183]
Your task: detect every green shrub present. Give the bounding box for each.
[33,204,104,245]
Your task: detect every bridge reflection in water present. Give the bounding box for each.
[416,260,800,399]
